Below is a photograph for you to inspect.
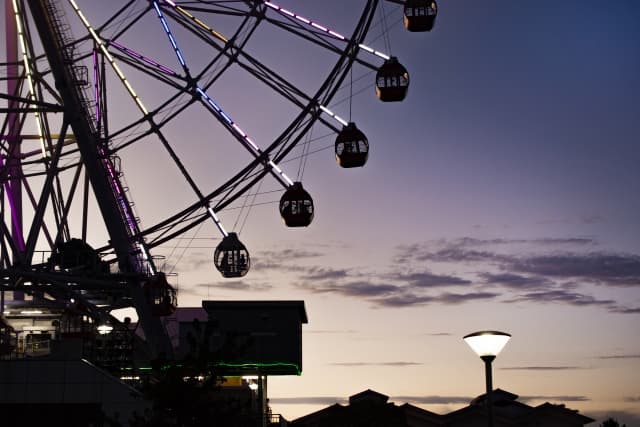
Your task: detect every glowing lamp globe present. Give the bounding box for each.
[463,331,511,359]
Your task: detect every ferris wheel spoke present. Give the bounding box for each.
[166,1,250,17]
[157,1,357,180]
[107,41,183,82]
[263,0,390,61]
[151,0,298,236]
[151,1,190,74]
[158,2,314,117]
[68,0,236,241]
[263,0,415,104]
[140,157,268,248]
[151,1,353,169]
[150,1,298,191]
[220,43,358,135]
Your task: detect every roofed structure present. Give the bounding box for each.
[290,388,594,427]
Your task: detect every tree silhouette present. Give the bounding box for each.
[600,417,627,427]
[129,319,259,427]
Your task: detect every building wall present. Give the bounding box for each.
[0,359,148,424]
[179,301,307,375]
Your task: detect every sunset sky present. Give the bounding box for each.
[4,0,640,424]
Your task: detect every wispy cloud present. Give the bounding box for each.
[390,271,472,288]
[301,267,351,281]
[329,362,423,367]
[395,239,640,288]
[397,245,506,265]
[437,292,499,304]
[395,237,596,264]
[270,394,473,406]
[480,272,551,289]
[596,354,640,360]
[270,396,347,405]
[501,366,586,371]
[371,293,437,308]
[507,289,616,308]
[299,280,400,298]
[519,395,590,403]
[609,306,640,314]
[373,291,498,308]
[506,253,640,286]
[393,395,473,405]
[250,237,640,313]
[254,248,325,264]
[193,280,273,292]
[306,329,359,335]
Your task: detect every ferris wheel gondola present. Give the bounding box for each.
[335,123,369,168]
[376,56,410,102]
[404,0,438,32]
[280,182,314,227]
[214,233,250,278]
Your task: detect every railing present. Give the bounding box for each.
[265,414,288,427]
[43,0,97,133]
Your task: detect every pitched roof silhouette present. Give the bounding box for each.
[290,388,595,426]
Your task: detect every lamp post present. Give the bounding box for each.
[463,331,511,427]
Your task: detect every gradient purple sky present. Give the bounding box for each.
[4,0,640,424]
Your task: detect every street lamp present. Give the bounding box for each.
[463,331,511,427]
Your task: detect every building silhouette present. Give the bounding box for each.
[290,388,594,427]
[0,301,307,426]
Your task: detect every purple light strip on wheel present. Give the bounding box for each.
[93,49,101,125]
[108,40,179,76]
[264,1,390,60]
[0,155,26,251]
[98,145,138,235]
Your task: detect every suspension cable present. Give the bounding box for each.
[379,0,393,54]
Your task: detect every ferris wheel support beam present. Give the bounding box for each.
[0,93,65,113]
[23,126,68,265]
[5,0,25,261]
[26,0,132,274]
[26,0,173,359]
[4,0,26,310]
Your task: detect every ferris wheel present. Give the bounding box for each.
[0,0,437,358]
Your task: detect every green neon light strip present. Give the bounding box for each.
[215,361,301,376]
[123,362,301,375]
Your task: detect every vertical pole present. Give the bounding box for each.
[482,356,495,427]
[6,0,24,302]
[257,374,264,427]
